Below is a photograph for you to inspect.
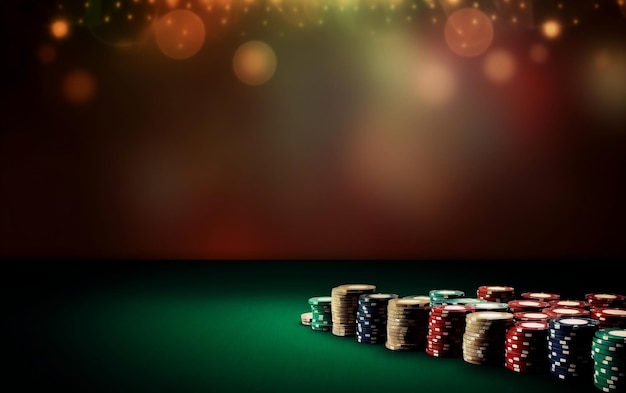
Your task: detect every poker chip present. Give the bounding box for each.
[331,284,376,337]
[550,299,590,309]
[477,286,516,303]
[521,292,560,302]
[592,329,626,392]
[508,299,550,313]
[543,306,591,319]
[429,289,466,306]
[301,312,312,326]
[356,293,398,344]
[590,308,626,328]
[513,311,550,322]
[426,305,474,358]
[473,302,510,312]
[547,317,600,380]
[463,311,515,366]
[385,297,430,351]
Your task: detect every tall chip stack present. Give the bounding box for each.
[356,293,398,344]
[426,305,475,358]
[547,316,600,380]
[385,297,431,351]
[462,311,515,366]
[592,328,626,392]
[331,284,376,337]
[504,320,549,373]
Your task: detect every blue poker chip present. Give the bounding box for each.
[549,317,600,330]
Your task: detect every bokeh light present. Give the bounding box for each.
[51,19,69,39]
[62,68,97,105]
[233,40,277,86]
[444,8,494,57]
[154,9,206,60]
[483,49,516,84]
[542,20,561,40]
[413,61,456,106]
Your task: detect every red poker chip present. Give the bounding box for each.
[549,299,589,309]
[513,311,550,321]
[520,292,560,301]
[513,321,549,330]
[508,300,550,310]
[543,306,590,318]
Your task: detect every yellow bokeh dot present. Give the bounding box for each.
[542,20,561,40]
[51,20,69,39]
[233,41,277,86]
[483,49,516,84]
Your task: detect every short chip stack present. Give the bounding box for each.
[331,284,376,337]
[548,317,600,380]
[309,296,333,331]
[590,308,626,329]
[477,286,516,303]
[385,297,431,351]
[356,293,398,344]
[586,294,626,310]
[462,311,515,366]
[505,321,549,373]
[592,328,626,392]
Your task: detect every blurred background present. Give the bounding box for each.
[1,0,625,259]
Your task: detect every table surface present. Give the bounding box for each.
[4,260,623,392]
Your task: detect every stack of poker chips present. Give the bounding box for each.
[331,284,376,337]
[521,292,561,302]
[462,311,515,366]
[504,320,549,373]
[429,289,466,306]
[586,293,626,309]
[426,305,474,358]
[477,286,516,303]
[592,328,626,392]
[309,296,332,331]
[590,308,626,328]
[356,293,398,344]
[547,316,600,380]
[385,296,431,351]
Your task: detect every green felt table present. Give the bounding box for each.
[4,261,623,392]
